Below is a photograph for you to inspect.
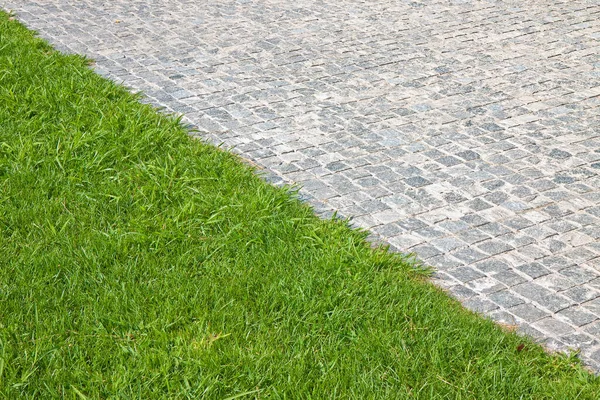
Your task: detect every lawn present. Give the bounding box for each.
[0,11,599,399]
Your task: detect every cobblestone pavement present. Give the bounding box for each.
[4,0,600,370]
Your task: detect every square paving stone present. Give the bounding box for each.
[488,290,526,308]
[477,240,514,256]
[456,229,491,245]
[509,303,549,323]
[451,248,488,263]
[559,266,600,285]
[430,237,468,253]
[533,318,575,337]
[557,307,598,327]
[583,321,600,336]
[466,277,506,294]
[583,298,600,316]
[561,286,600,304]
[447,266,486,283]
[516,262,551,279]
[404,176,432,188]
[513,282,574,313]
[464,297,499,313]
[448,284,478,300]
[492,270,528,287]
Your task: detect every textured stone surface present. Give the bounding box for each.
[4,0,600,371]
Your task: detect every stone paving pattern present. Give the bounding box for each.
[4,0,600,370]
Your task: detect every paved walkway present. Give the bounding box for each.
[4,0,600,370]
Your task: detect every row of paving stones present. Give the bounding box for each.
[4,0,600,371]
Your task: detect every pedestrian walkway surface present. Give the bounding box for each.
[4,0,600,370]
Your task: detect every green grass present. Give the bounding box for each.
[0,11,599,399]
